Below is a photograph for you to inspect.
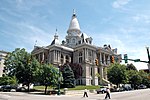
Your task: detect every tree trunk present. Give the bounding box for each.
[27,83,30,92]
[45,85,48,94]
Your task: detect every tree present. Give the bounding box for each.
[0,76,17,86]
[4,48,40,92]
[107,63,128,87]
[61,64,75,88]
[37,64,61,94]
[138,70,150,88]
[126,63,137,71]
[127,70,142,89]
[69,63,82,79]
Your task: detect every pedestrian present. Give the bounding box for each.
[83,88,88,97]
[105,88,111,99]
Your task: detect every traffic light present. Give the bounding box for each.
[111,56,115,63]
[95,59,99,66]
[124,54,128,63]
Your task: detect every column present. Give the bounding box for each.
[58,51,61,63]
[42,52,44,62]
[83,48,85,62]
[85,48,87,61]
[94,65,98,85]
[108,55,110,65]
[53,50,55,61]
[104,67,108,80]
[63,55,65,64]
[48,51,50,63]
[100,52,102,65]
[38,54,40,62]
[103,53,106,65]
[69,56,71,63]
[100,65,103,85]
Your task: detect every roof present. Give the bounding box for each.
[67,11,80,33]
[51,33,60,45]
[81,32,89,39]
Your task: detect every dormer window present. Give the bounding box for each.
[89,41,91,44]
[78,40,81,44]
[86,39,88,43]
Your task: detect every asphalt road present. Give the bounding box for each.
[0,89,150,100]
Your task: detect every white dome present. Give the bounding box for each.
[67,12,81,33]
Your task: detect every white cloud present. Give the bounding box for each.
[92,28,149,70]
[16,0,23,5]
[128,48,149,70]
[19,23,54,45]
[112,0,131,8]
[132,14,150,23]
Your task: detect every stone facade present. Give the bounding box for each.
[32,11,121,85]
[0,50,8,77]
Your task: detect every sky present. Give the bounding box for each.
[0,0,150,70]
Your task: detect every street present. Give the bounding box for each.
[0,89,150,100]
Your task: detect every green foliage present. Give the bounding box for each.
[37,64,62,94]
[66,85,99,90]
[4,48,40,91]
[108,63,150,88]
[95,73,100,78]
[126,63,137,70]
[138,71,150,88]
[61,64,75,88]
[69,63,82,79]
[33,85,99,91]
[0,76,17,85]
[107,63,128,86]
[37,64,60,86]
[127,70,142,88]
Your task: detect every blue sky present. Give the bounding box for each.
[0,0,150,70]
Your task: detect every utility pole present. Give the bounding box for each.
[146,47,150,63]
[146,47,150,72]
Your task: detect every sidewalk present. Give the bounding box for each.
[64,90,97,96]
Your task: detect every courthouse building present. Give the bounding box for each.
[32,11,121,85]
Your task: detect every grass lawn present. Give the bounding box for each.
[33,86,53,90]
[34,85,100,91]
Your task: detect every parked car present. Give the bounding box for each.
[96,86,107,94]
[1,85,12,92]
[1,85,17,92]
[138,84,147,89]
[0,86,3,91]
